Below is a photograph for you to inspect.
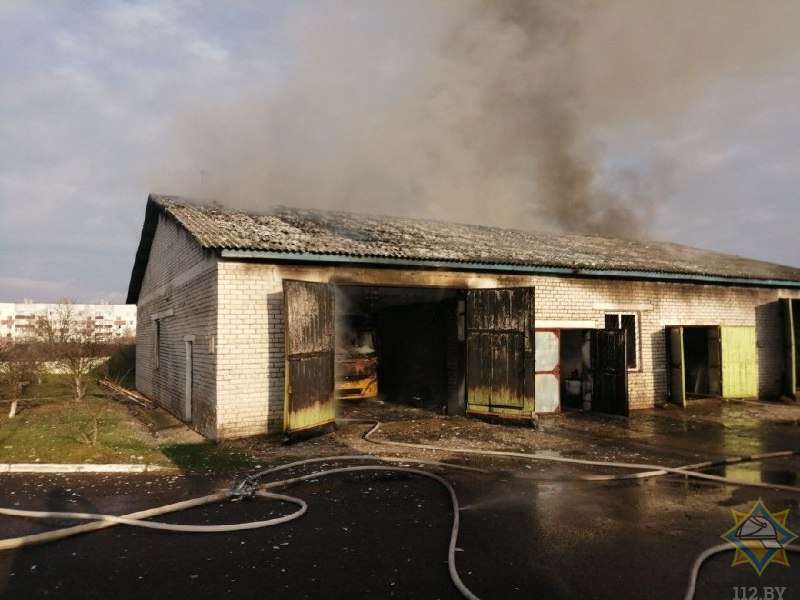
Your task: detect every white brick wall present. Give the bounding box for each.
[529,276,797,408]
[214,262,278,438]
[136,224,800,439]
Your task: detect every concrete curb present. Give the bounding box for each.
[0,463,171,474]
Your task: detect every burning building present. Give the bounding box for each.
[126,194,800,440]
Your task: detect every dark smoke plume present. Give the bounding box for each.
[153,0,799,239]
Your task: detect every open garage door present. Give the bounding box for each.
[534,330,560,413]
[667,326,686,407]
[465,287,534,420]
[782,298,798,398]
[666,325,757,402]
[591,329,629,416]
[720,326,758,399]
[283,280,336,436]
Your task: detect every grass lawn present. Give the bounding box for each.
[0,375,260,471]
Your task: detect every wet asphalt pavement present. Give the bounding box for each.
[2,400,800,599]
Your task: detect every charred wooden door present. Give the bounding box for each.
[283,280,336,435]
[666,326,686,407]
[465,288,534,418]
[591,329,628,416]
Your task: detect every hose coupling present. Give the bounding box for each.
[229,474,259,500]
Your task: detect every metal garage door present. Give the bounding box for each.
[591,329,629,416]
[720,326,758,398]
[667,325,758,402]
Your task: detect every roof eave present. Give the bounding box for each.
[220,249,800,288]
[125,195,164,304]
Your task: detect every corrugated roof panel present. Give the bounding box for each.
[150,194,800,283]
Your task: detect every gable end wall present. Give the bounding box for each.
[135,216,219,438]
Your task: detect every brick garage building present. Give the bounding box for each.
[127,194,800,440]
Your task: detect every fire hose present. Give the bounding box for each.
[0,456,481,600]
[2,420,800,600]
[353,420,800,599]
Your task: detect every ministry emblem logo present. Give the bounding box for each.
[720,498,798,575]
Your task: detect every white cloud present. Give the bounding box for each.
[185,38,229,63]
[102,0,181,38]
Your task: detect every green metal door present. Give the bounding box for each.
[283,279,336,436]
[720,326,758,399]
[781,299,797,397]
[667,327,686,407]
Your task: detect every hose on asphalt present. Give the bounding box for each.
[359,420,800,493]
[0,456,480,600]
[2,419,800,600]
[351,419,800,599]
[683,543,800,600]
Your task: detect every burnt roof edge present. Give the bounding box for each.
[220,249,800,289]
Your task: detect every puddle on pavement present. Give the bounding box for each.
[702,464,800,486]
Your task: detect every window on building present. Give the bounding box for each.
[604,313,638,370]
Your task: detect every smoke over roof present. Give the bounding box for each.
[152,1,800,240]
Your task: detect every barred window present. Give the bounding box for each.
[605,313,638,369]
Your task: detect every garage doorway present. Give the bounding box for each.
[553,328,628,416]
[336,285,464,415]
[285,281,540,435]
[667,325,758,406]
[559,329,590,410]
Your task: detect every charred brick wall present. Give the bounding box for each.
[139,235,800,439]
[259,266,800,426]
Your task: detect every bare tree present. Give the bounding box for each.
[0,342,45,417]
[35,299,105,401]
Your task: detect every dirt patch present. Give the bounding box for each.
[122,402,206,445]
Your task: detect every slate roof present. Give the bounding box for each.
[127,193,800,303]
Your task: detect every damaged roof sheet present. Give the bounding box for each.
[151,193,800,283]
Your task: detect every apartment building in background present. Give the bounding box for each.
[0,301,137,346]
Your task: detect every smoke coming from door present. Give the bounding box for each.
[154,1,798,239]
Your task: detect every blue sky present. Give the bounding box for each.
[1,1,799,304]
